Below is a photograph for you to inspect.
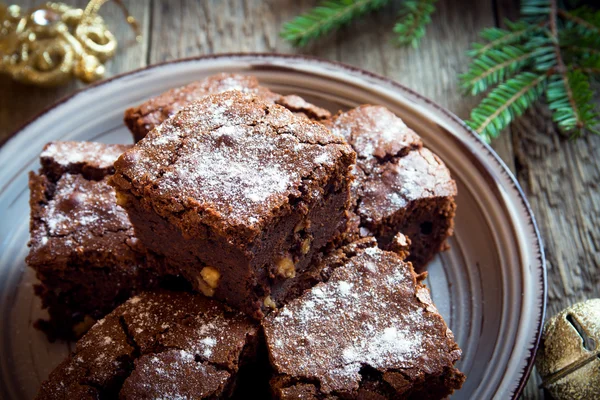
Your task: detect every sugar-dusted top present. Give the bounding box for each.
[114,91,354,241]
[129,73,278,132]
[120,350,231,399]
[328,105,422,164]
[118,291,256,371]
[125,73,331,141]
[36,291,257,399]
[40,141,130,181]
[27,142,142,268]
[41,141,128,171]
[27,174,139,266]
[328,106,455,225]
[358,147,457,224]
[263,240,462,394]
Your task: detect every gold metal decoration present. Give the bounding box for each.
[536,298,600,400]
[0,0,140,86]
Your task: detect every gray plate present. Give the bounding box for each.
[0,54,546,400]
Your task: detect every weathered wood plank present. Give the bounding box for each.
[513,105,600,309]
[511,104,600,399]
[0,0,151,141]
[495,0,600,397]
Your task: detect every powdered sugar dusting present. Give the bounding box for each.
[199,337,216,358]
[124,91,345,227]
[122,349,230,398]
[329,106,455,228]
[119,291,255,368]
[357,148,455,222]
[265,244,453,394]
[42,141,126,169]
[32,172,133,256]
[330,105,421,162]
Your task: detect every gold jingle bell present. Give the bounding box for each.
[536,299,600,399]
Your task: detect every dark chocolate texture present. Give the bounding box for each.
[112,91,355,319]
[27,141,159,340]
[36,290,261,399]
[328,105,457,268]
[125,73,331,142]
[263,239,465,399]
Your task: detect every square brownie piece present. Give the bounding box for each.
[36,290,262,399]
[263,239,465,399]
[27,141,160,340]
[328,105,457,268]
[125,73,331,142]
[112,91,356,319]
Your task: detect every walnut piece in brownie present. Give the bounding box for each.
[112,91,355,319]
[125,73,331,142]
[328,105,457,268]
[263,239,465,399]
[36,290,261,399]
[27,141,159,340]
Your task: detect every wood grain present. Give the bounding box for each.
[2,1,599,399]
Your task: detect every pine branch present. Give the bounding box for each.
[571,54,600,76]
[548,0,585,133]
[280,0,390,47]
[460,45,537,95]
[521,0,551,21]
[466,72,547,142]
[393,0,437,48]
[529,37,558,71]
[560,30,600,58]
[565,41,600,77]
[559,7,600,36]
[562,44,600,56]
[576,66,600,76]
[467,20,538,57]
[547,71,600,136]
[461,0,600,140]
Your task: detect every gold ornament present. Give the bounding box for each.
[0,0,140,86]
[536,298,600,400]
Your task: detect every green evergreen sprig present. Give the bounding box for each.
[466,72,547,140]
[463,0,600,141]
[280,0,436,48]
[282,0,600,141]
[393,0,437,48]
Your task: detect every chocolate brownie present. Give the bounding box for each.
[125,73,331,142]
[36,290,261,399]
[111,91,356,319]
[263,239,465,399]
[328,105,457,268]
[26,141,160,340]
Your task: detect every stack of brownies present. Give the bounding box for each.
[28,74,465,399]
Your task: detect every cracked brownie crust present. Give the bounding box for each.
[112,91,355,319]
[27,141,160,340]
[328,105,457,268]
[36,290,260,399]
[125,73,331,142]
[263,239,465,399]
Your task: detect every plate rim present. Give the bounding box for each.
[0,52,547,399]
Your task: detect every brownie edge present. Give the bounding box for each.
[26,141,159,340]
[36,291,261,400]
[125,73,332,142]
[112,91,355,319]
[328,105,457,269]
[263,239,465,399]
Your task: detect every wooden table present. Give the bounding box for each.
[1,1,598,398]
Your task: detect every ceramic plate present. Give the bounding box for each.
[0,54,546,399]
